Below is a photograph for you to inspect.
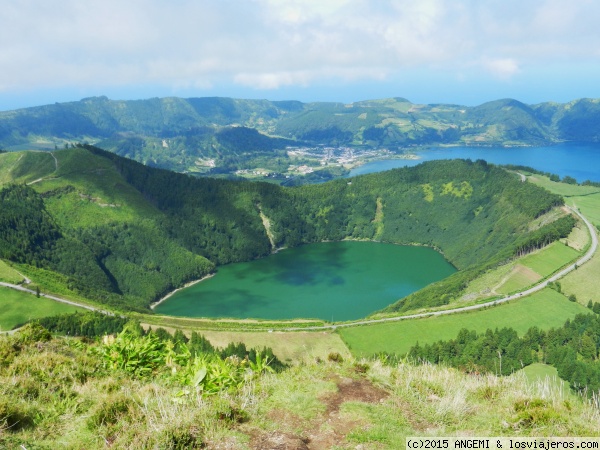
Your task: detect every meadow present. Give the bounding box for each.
[0,287,81,330]
[529,174,600,226]
[3,326,599,448]
[338,288,590,357]
[519,241,580,277]
[529,175,600,306]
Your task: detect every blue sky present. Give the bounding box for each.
[2,0,600,110]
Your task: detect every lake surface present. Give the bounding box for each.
[154,241,456,321]
[349,142,600,182]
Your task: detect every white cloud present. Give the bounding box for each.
[482,58,521,80]
[0,0,599,98]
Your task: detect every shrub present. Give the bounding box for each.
[87,393,137,430]
[0,396,35,432]
[512,398,560,428]
[14,323,51,345]
[327,352,344,363]
[160,426,204,450]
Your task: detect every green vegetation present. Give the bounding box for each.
[519,241,580,276]
[525,174,600,305]
[1,324,599,448]
[3,96,600,176]
[0,146,571,315]
[529,174,600,226]
[36,311,129,337]
[520,363,572,393]
[169,329,350,364]
[339,289,590,357]
[0,260,24,284]
[0,287,81,330]
[409,313,600,395]
[562,250,600,305]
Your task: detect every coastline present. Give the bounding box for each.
[151,273,215,310]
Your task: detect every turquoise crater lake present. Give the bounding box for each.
[154,241,456,321]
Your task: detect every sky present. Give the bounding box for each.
[2,0,600,110]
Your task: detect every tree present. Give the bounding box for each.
[580,334,597,361]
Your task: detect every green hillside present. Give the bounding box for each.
[0,145,572,315]
[2,95,600,176]
[2,324,599,448]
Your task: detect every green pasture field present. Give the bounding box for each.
[528,175,600,226]
[464,238,579,301]
[518,363,574,398]
[561,248,600,305]
[569,193,600,226]
[524,175,600,304]
[0,152,25,184]
[0,287,81,331]
[519,241,580,277]
[338,288,590,357]
[496,265,541,295]
[528,175,600,197]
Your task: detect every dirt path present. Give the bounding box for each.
[26,151,59,185]
[248,376,388,450]
[491,264,541,294]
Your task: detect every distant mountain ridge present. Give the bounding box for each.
[2,96,600,173]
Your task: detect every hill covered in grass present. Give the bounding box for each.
[0,145,573,314]
[2,96,600,174]
[1,323,599,448]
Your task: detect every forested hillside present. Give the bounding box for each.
[2,96,600,175]
[0,145,570,314]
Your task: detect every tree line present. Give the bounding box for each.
[407,310,600,396]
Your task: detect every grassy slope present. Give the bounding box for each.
[27,148,160,227]
[520,241,580,276]
[561,251,600,305]
[0,260,24,284]
[1,161,599,446]
[529,175,600,225]
[340,176,598,358]
[339,289,590,357]
[0,150,593,363]
[0,287,81,330]
[464,238,581,300]
[529,175,600,305]
[1,330,599,449]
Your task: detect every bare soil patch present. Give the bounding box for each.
[249,376,388,450]
[493,264,541,293]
